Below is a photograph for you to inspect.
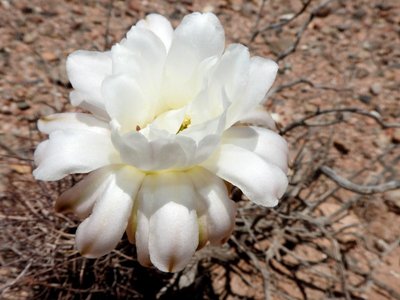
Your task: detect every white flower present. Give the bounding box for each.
[33,12,288,272]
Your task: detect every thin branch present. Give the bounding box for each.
[277,0,337,61]
[268,78,352,97]
[250,0,312,42]
[280,107,400,134]
[0,261,31,294]
[320,166,400,194]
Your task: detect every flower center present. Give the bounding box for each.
[177,116,191,133]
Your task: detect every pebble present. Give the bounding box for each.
[355,67,369,79]
[370,83,382,95]
[358,94,372,104]
[42,51,58,62]
[17,101,30,110]
[279,13,295,22]
[314,6,331,18]
[23,31,38,44]
[352,8,367,20]
[336,24,350,32]
[392,129,400,144]
[384,190,400,212]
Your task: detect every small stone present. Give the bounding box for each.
[352,8,367,20]
[17,101,30,110]
[333,141,349,154]
[355,67,369,79]
[358,94,372,104]
[304,103,316,113]
[0,105,12,115]
[383,190,400,213]
[268,38,293,56]
[202,4,215,13]
[362,41,378,51]
[23,31,38,44]
[370,83,382,95]
[42,51,57,61]
[375,239,389,252]
[314,6,331,18]
[279,13,295,22]
[10,164,31,174]
[336,24,350,32]
[375,3,391,11]
[284,62,292,71]
[392,129,400,144]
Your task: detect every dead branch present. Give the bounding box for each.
[277,0,338,61]
[250,0,313,42]
[320,165,400,194]
[280,107,400,134]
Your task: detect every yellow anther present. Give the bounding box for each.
[177,116,191,133]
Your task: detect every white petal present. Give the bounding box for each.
[141,173,199,272]
[76,166,144,258]
[189,168,237,246]
[209,44,250,102]
[69,91,110,121]
[112,27,166,110]
[137,14,174,51]
[246,57,278,105]
[162,12,225,108]
[111,121,201,171]
[112,130,190,171]
[201,144,288,207]
[222,126,288,173]
[186,44,249,125]
[38,113,109,134]
[33,130,119,181]
[110,43,141,76]
[102,74,150,132]
[124,25,166,60]
[66,50,112,113]
[226,57,278,128]
[55,166,115,219]
[168,13,225,68]
[112,109,224,170]
[237,105,277,130]
[134,177,152,266]
[149,107,186,134]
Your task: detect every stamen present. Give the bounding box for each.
[177,116,191,133]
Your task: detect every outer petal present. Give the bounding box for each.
[136,173,199,272]
[209,44,250,104]
[134,177,152,266]
[189,167,237,246]
[226,57,278,128]
[137,14,174,51]
[70,91,110,121]
[38,113,109,134]
[66,50,112,114]
[75,166,144,258]
[201,144,288,207]
[222,126,288,173]
[237,105,277,130]
[55,166,115,219]
[33,129,119,181]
